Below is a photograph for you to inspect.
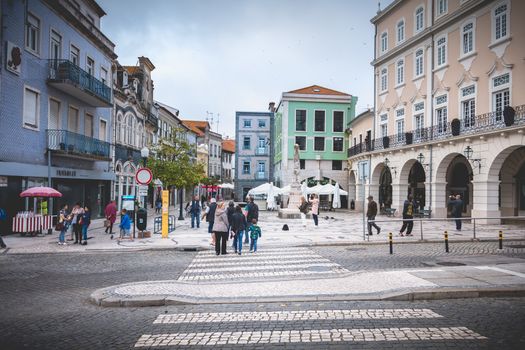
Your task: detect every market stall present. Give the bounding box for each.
[14,187,61,236]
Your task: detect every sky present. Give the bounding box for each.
[98,0,393,139]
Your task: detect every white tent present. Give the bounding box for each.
[266,183,277,210]
[247,182,283,196]
[281,185,291,194]
[218,183,234,189]
[332,182,342,209]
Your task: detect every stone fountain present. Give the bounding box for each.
[278,144,303,219]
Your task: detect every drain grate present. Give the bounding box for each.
[436,262,466,266]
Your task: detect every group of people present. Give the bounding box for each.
[186,195,262,255]
[366,193,464,236]
[56,203,91,245]
[298,194,320,227]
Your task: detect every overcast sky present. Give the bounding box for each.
[99,0,392,138]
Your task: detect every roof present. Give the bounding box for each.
[349,108,374,126]
[221,139,235,153]
[181,120,209,137]
[85,0,106,17]
[287,85,351,96]
[122,66,140,75]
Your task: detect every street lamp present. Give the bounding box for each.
[384,157,397,177]
[140,147,149,208]
[463,146,482,174]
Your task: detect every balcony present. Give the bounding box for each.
[255,172,267,180]
[47,59,111,107]
[47,129,110,160]
[115,144,142,164]
[347,105,525,158]
[255,147,269,156]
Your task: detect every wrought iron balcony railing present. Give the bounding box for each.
[47,129,110,160]
[115,144,142,163]
[347,105,525,158]
[255,147,269,156]
[255,172,267,180]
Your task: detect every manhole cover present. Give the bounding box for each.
[508,245,525,249]
[307,266,333,272]
[436,262,466,266]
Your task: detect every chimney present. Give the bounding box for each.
[268,102,276,112]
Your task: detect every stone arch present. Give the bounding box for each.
[487,145,525,181]
[399,158,426,210]
[399,158,418,184]
[348,170,357,208]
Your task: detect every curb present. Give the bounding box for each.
[89,285,525,308]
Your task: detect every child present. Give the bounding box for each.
[118,209,132,241]
[80,206,91,245]
[248,218,261,253]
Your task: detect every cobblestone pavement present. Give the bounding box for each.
[1,245,525,349]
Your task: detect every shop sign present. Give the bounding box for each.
[56,169,77,177]
[138,185,148,196]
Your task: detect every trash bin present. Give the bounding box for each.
[136,208,147,231]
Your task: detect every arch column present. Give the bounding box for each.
[472,180,501,224]
[391,183,405,215]
[424,181,432,211]
[431,182,447,218]
[355,181,366,213]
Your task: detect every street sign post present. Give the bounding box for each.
[162,190,169,238]
[138,185,148,197]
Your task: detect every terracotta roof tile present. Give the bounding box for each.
[287,85,351,96]
[221,139,235,153]
[181,120,209,137]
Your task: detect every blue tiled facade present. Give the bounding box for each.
[0,0,116,223]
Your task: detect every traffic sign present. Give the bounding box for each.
[138,185,148,196]
[136,168,153,185]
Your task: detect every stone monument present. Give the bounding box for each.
[278,144,304,219]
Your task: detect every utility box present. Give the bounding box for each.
[136,208,147,231]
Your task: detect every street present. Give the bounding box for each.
[1,243,524,349]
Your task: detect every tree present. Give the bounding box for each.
[148,127,206,191]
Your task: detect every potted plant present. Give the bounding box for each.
[382,136,390,149]
[67,144,75,152]
[405,132,413,145]
[451,118,461,136]
[503,106,515,127]
[59,143,66,150]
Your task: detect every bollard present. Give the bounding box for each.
[499,230,503,250]
[444,231,449,253]
[389,232,393,255]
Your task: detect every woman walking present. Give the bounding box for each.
[212,201,229,255]
[80,206,91,245]
[310,194,319,227]
[231,205,247,255]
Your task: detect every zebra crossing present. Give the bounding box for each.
[177,247,349,281]
[134,308,487,347]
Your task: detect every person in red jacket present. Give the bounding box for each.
[104,200,117,236]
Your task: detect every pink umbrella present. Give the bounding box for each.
[20,186,62,198]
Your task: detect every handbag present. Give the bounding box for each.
[104,219,111,227]
[55,222,64,231]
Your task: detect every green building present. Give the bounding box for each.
[273,85,357,206]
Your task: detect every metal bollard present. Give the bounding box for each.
[389,232,393,255]
[444,231,449,253]
[499,230,503,250]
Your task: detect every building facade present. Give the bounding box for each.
[0,0,116,222]
[235,109,274,201]
[347,0,525,222]
[273,85,357,207]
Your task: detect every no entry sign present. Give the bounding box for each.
[136,168,153,185]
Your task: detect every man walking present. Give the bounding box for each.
[245,196,259,244]
[399,194,415,236]
[189,195,201,229]
[450,194,464,231]
[204,198,218,245]
[366,196,381,235]
[104,200,117,235]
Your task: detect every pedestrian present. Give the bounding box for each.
[399,194,415,236]
[80,206,91,245]
[155,197,162,214]
[71,202,84,244]
[298,196,309,228]
[0,207,7,249]
[226,201,235,246]
[245,196,259,244]
[203,198,217,245]
[231,205,247,255]
[212,201,229,255]
[119,208,132,240]
[449,194,464,231]
[310,194,319,227]
[104,200,117,235]
[188,195,202,229]
[57,204,71,245]
[248,218,262,253]
[366,195,381,235]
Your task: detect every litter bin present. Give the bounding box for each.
[136,208,147,231]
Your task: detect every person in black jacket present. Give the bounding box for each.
[245,196,259,244]
[231,205,247,255]
[449,194,464,231]
[399,194,415,236]
[203,198,217,245]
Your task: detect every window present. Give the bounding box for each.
[415,49,424,77]
[100,67,108,85]
[380,124,388,138]
[332,160,343,171]
[295,110,306,131]
[295,136,306,151]
[396,20,405,43]
[380,68,388,92]
[25,13,40,54]
[257,162,265,174]
[415,7,424,32]
[436,36,447,67]
[99,119,107,141]
[414,113,424,139]
[333,111,344,132]
[395,120,404,141]
[70,45,80,66]
[23,88,39,129]
[493,3,508,41]
[49,99,60,130]
[314,110,325,132]
[68,106,79,133]
[243,136,251,150]
[437,0,448,16]
[50,30,61,60]
[492,73,510,121]
[462,22,474,55]
[380,32,388,52]
[299,159,305,170]
[85,113,93,137]
[396,59,404,86]
[86,57,95,75]
[333,137,344,152]
[314,137,325,151]
[435,95,448,135]
[243,119,252,128]
[258,119,266,128]
[462,98,475,128]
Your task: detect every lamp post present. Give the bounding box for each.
[463,146,481,174]
[140,147,149,208]
[178,188,185,221]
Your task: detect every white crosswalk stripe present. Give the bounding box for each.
[178,247,348,281]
